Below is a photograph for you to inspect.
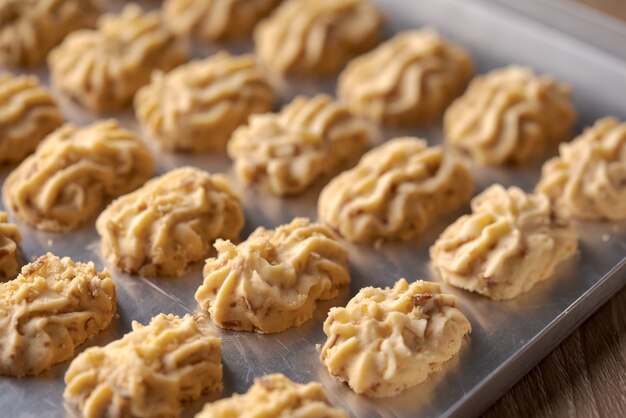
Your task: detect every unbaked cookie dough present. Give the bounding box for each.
[135,52,275,152]
[195,217,350,333]
[320,278,471,397]
[3,119,154,232]
[195,374,348,418]
[96,167,244,278]
[0,211,21,279]
[164,0,281,41]
[0,0,99,66]
[338,29,473,126]
[64,313,222,418]
[0,73,63,164]
[536,117,626,221]
[430,185,578,300]
[228,94,372,196]
[444,66,577,165]
[48,4,186,112]
[0,253,116,377]
[254,0,383,76]
[318,137,474,243]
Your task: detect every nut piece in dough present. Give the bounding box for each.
[0,0,99,66]
[0,211,21,279]
[64,313,222,418]
[254,0,383,76]
[338,29,473,126]
[318,137,474,243]
[0,253,116,377]
[135,52,275,152]
[195,374,348,418]
[0,73,63,164]
[536,117,626,221]
[320,278,471,397]
[164,0,281,41]
[444,66,577,165]
[195,217,350,333]
[228,94,372,196]
[97,167,244,278]
[48,4,186,112]
[3,119,155,232]
[430,185,578,300]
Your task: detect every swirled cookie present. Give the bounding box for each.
[164,0,280,41]
[195,217,350,333]
[320,278,471,397]
[96,167,244,278]
[48,4,186,112]
[228,94,372,196]
[536,117,626,221]
[195,374,348,418]
[3,120,154,232]
[135,52,275,152]
[0,212,21,279]
[444,66,576,165]
[318,137,474,243]
[0,73,63,165]
[0,253,116,377]
[0,0,99,66]
[338,29,473,126]
[254,0,383,76]
[64,313,222,418]
[430,185,578,300]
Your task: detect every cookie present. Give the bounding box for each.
[0,211,21,279]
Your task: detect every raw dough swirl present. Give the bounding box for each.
[0,211,21,279]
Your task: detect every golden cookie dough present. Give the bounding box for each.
[320,278,471,397]
[48,4,186,112]
[3,119,154,232]
[338,29,473,126]
[64,313,222,418]
[195,374,348,418]
[0,73,63,165]
[135,52,275,152]
[318,137,474,243]
[254,0,383,76]
[195,217,350,333]
[430,185,578,300]
[444,66,577,165]
[228,94,372,196]
[0,211,21,279]
[97,167,244,278]
[164,0,281,41]
[536,117,626,221]
[0,0,99,67]
[0,253,116,377]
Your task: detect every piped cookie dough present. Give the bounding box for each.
[0,211,21,279]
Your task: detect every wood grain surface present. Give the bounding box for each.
[572,0,626,21]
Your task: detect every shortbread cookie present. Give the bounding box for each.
[338,29,473,126]
[320,279,471,397]
[444,66,576,165]
[228,94,372,196]
[48,4,186,111]
[430,185,578,300]
[0,212,21,279]
[195,374,348,418]
[536,117,626,221]
[164,0,280,41]
[0,253,116,377]
[64,313,222,418]
[135,52,275,152]
[0,0,99,67]
[97,167,244,278]
[318,137,474,243]
[254,0,383,76]
[195,217,350,333]
[0,73,63,164]
[3,120,154,232]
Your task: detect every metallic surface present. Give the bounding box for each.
[1,0,625,417]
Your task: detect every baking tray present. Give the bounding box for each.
[1,0,626,417]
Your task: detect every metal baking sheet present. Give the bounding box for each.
[1,0,626,417]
